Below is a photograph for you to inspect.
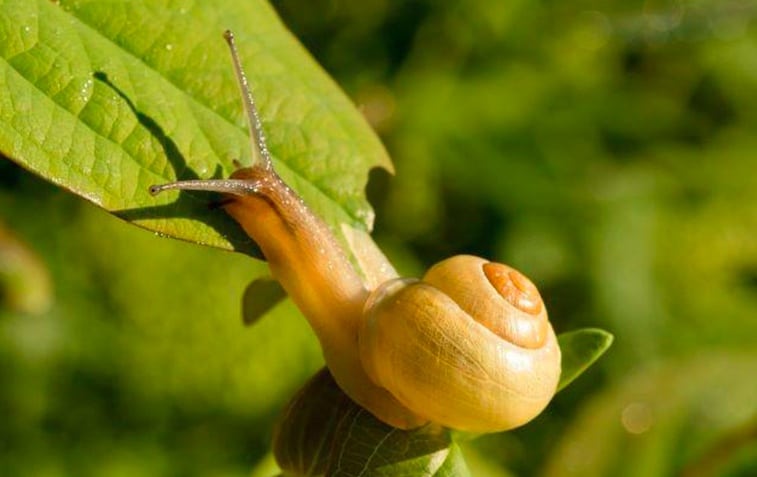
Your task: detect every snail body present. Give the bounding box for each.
[150,31,560,433]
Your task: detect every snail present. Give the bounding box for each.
[150,31,561,433]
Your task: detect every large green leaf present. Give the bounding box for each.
[0,0,391,254]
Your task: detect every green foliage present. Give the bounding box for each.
[0,0,389,254]
[0,169,324,476]
[543,351,757,477]
[1,0,611,472]
[275,0,757,475]
[1,0,396,473]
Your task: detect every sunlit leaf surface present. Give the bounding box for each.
[0,0,391,254]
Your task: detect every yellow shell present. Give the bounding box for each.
[359,255,561,432]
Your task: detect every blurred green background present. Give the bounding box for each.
[2,0,756,476]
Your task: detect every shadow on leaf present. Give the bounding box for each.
[92,72,261,257]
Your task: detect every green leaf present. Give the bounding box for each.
[0,0,391,255]
[557,328,613,392]
[274,368,471,477]
[242,276,287,326]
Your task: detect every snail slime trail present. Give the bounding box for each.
[150,31,561,433]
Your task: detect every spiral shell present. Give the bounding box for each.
[358,255,561,432]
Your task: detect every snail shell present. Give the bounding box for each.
[359,255,561,432]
